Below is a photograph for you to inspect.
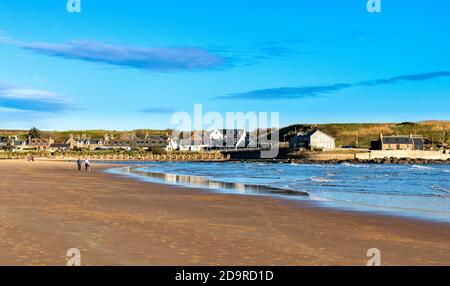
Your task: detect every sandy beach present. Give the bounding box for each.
[0,160,448,266]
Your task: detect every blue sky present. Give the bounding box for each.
[0,0,449,130]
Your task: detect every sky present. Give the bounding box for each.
[0,0,449,131]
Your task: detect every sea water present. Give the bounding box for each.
[107,162,450,223]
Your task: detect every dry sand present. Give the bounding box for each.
[0,160,448,266]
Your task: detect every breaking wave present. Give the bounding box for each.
[310,176,337,183]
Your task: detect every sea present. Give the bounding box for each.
[106,162,450,223]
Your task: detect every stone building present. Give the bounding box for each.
[370,134,425,151]
[66,134,104,150]
[27,136,54,150]
[289,129,336,150]
[104,132,167,150]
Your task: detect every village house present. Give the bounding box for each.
[0,136,30,151]
[177,139,207,152]
[204,129,247,150]
[66,134,104,150]
[165,137,179,151]
[370,134,425,151]
[49,143,72,152]
[289,129,336,150]
[172,131,207,152]
[104,133,168,150]
[169,129,248,152]
[27,136,54,151]
[134,135,168,150]
[11,138,27,151]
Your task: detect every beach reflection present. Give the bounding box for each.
[118,166,308,197]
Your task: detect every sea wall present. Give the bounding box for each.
[288,149,450,163]
[356,150,450,160]
[0,151,227,161]
[301,152,356,161]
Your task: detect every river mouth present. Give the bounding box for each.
[111,166,309,197]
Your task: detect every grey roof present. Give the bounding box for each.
[145,135,166,140]
[381,136,424,145]
[205,129,245,137]
[305,129,335,139]
[85,138,103,144]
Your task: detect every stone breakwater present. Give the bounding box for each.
[286,157,450,165]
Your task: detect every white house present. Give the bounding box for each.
[208,129,224,140]
[289,129,335,150]
[204,129,246,149]
[166,129,249,151]
[177,139,207,152]
[165,137,179,151]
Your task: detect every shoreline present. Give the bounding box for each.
[0,159,449,265]
[2,151,450,165]
[106,163,450,225]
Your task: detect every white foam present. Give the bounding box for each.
[431,185,450,194]
[341,162,369,168]
[411,165,433,170]
[310,176,335,183]
[309,195,332,202]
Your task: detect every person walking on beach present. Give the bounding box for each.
[84,159,91,171]
[76,159,82,171]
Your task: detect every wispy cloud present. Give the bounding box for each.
[208,39,313,67]
[0,82,72,113]
[1,37,226,72]
[217,83,353,100]
[1,35,315,72]
[139,107,176,114]
[218,71,450,100]
[362,71,450,86]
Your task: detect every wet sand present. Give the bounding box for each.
[0,160,448,266]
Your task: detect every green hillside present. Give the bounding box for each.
[2,121,450,148]
[0,129,171,143]
[279,121,450,148]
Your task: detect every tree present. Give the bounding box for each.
[28,127,41,139]
[439,127,450,147]
[1,140,13,151]
[394,122,417,135]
